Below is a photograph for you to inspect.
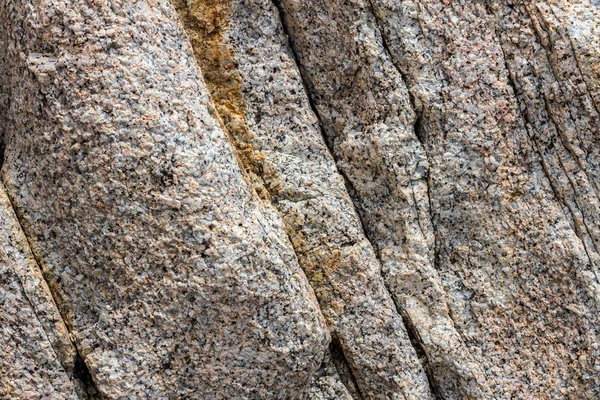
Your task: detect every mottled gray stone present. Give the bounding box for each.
[368,0,600,398]
[488,0,600,285]
[274,0,471,397]
[2,0,600,398]
[173,0,433,398]
[0,184,80,400]
[0,1,328,398]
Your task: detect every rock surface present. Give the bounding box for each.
[1,0,600,399]
[0,1,327,398]
[172,0,432,398]
[0,184,81,400]
[367,1,600,397]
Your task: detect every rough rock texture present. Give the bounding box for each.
[0,184,80,400]
[0,1,328,398]
[364,1,600,398]
[172,0,432,398]
[2,0,600,399]
[274,0,487,398]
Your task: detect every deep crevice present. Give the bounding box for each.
[1,185,102,400]
[74,353,101,400]
[329,336,365,400]
[413,112,426,146]
[400,312,445,400]
[270,0,334,153]
[363,3,450,395]
[0,139,5,169]
[271,1,446,397]
[269,0,400,395]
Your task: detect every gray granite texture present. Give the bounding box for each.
[172,0,433,398]
[364,0,600,398]
[0,1,328,398]
[1,0,600,399]
[0,184,81,400]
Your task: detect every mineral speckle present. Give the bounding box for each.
[1,0,600,398]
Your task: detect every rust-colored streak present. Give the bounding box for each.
[173,0,270,200]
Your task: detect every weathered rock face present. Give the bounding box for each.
[366,1,600,398]
[1,0,600,399]
[172,0,432,398]
[0,1,328,398]
[0,184,82,400]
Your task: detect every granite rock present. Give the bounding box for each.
[0,184,81,400]
[173,0,433,398]
[1,0,600,399]
[0,1,327,398]
[365,0,600,398]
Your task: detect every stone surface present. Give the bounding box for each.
[275,0,484,397]
[365,0,600,398]
[0,184,80,400]
[173,0,432,398]
[1,0,600,399]
[0,1,327,398]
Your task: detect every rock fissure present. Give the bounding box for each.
[490,1,600,290]
[549,5,600,117]
[391,44,449,390]
[1,90,81,385]
[3,1,600,398]
[0,73,98,399]
[328,336,366,400]
[270,0,337,153]
[556,152,600,278]
[486,1,600,286]
[271,0,440,396]
[524,3,600,202]
[539,91,600,203]
[400,312,445,400]
[73,354,101,400]
[352,1,497,397]
[173,0,433,398]
[1,181,102,400]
